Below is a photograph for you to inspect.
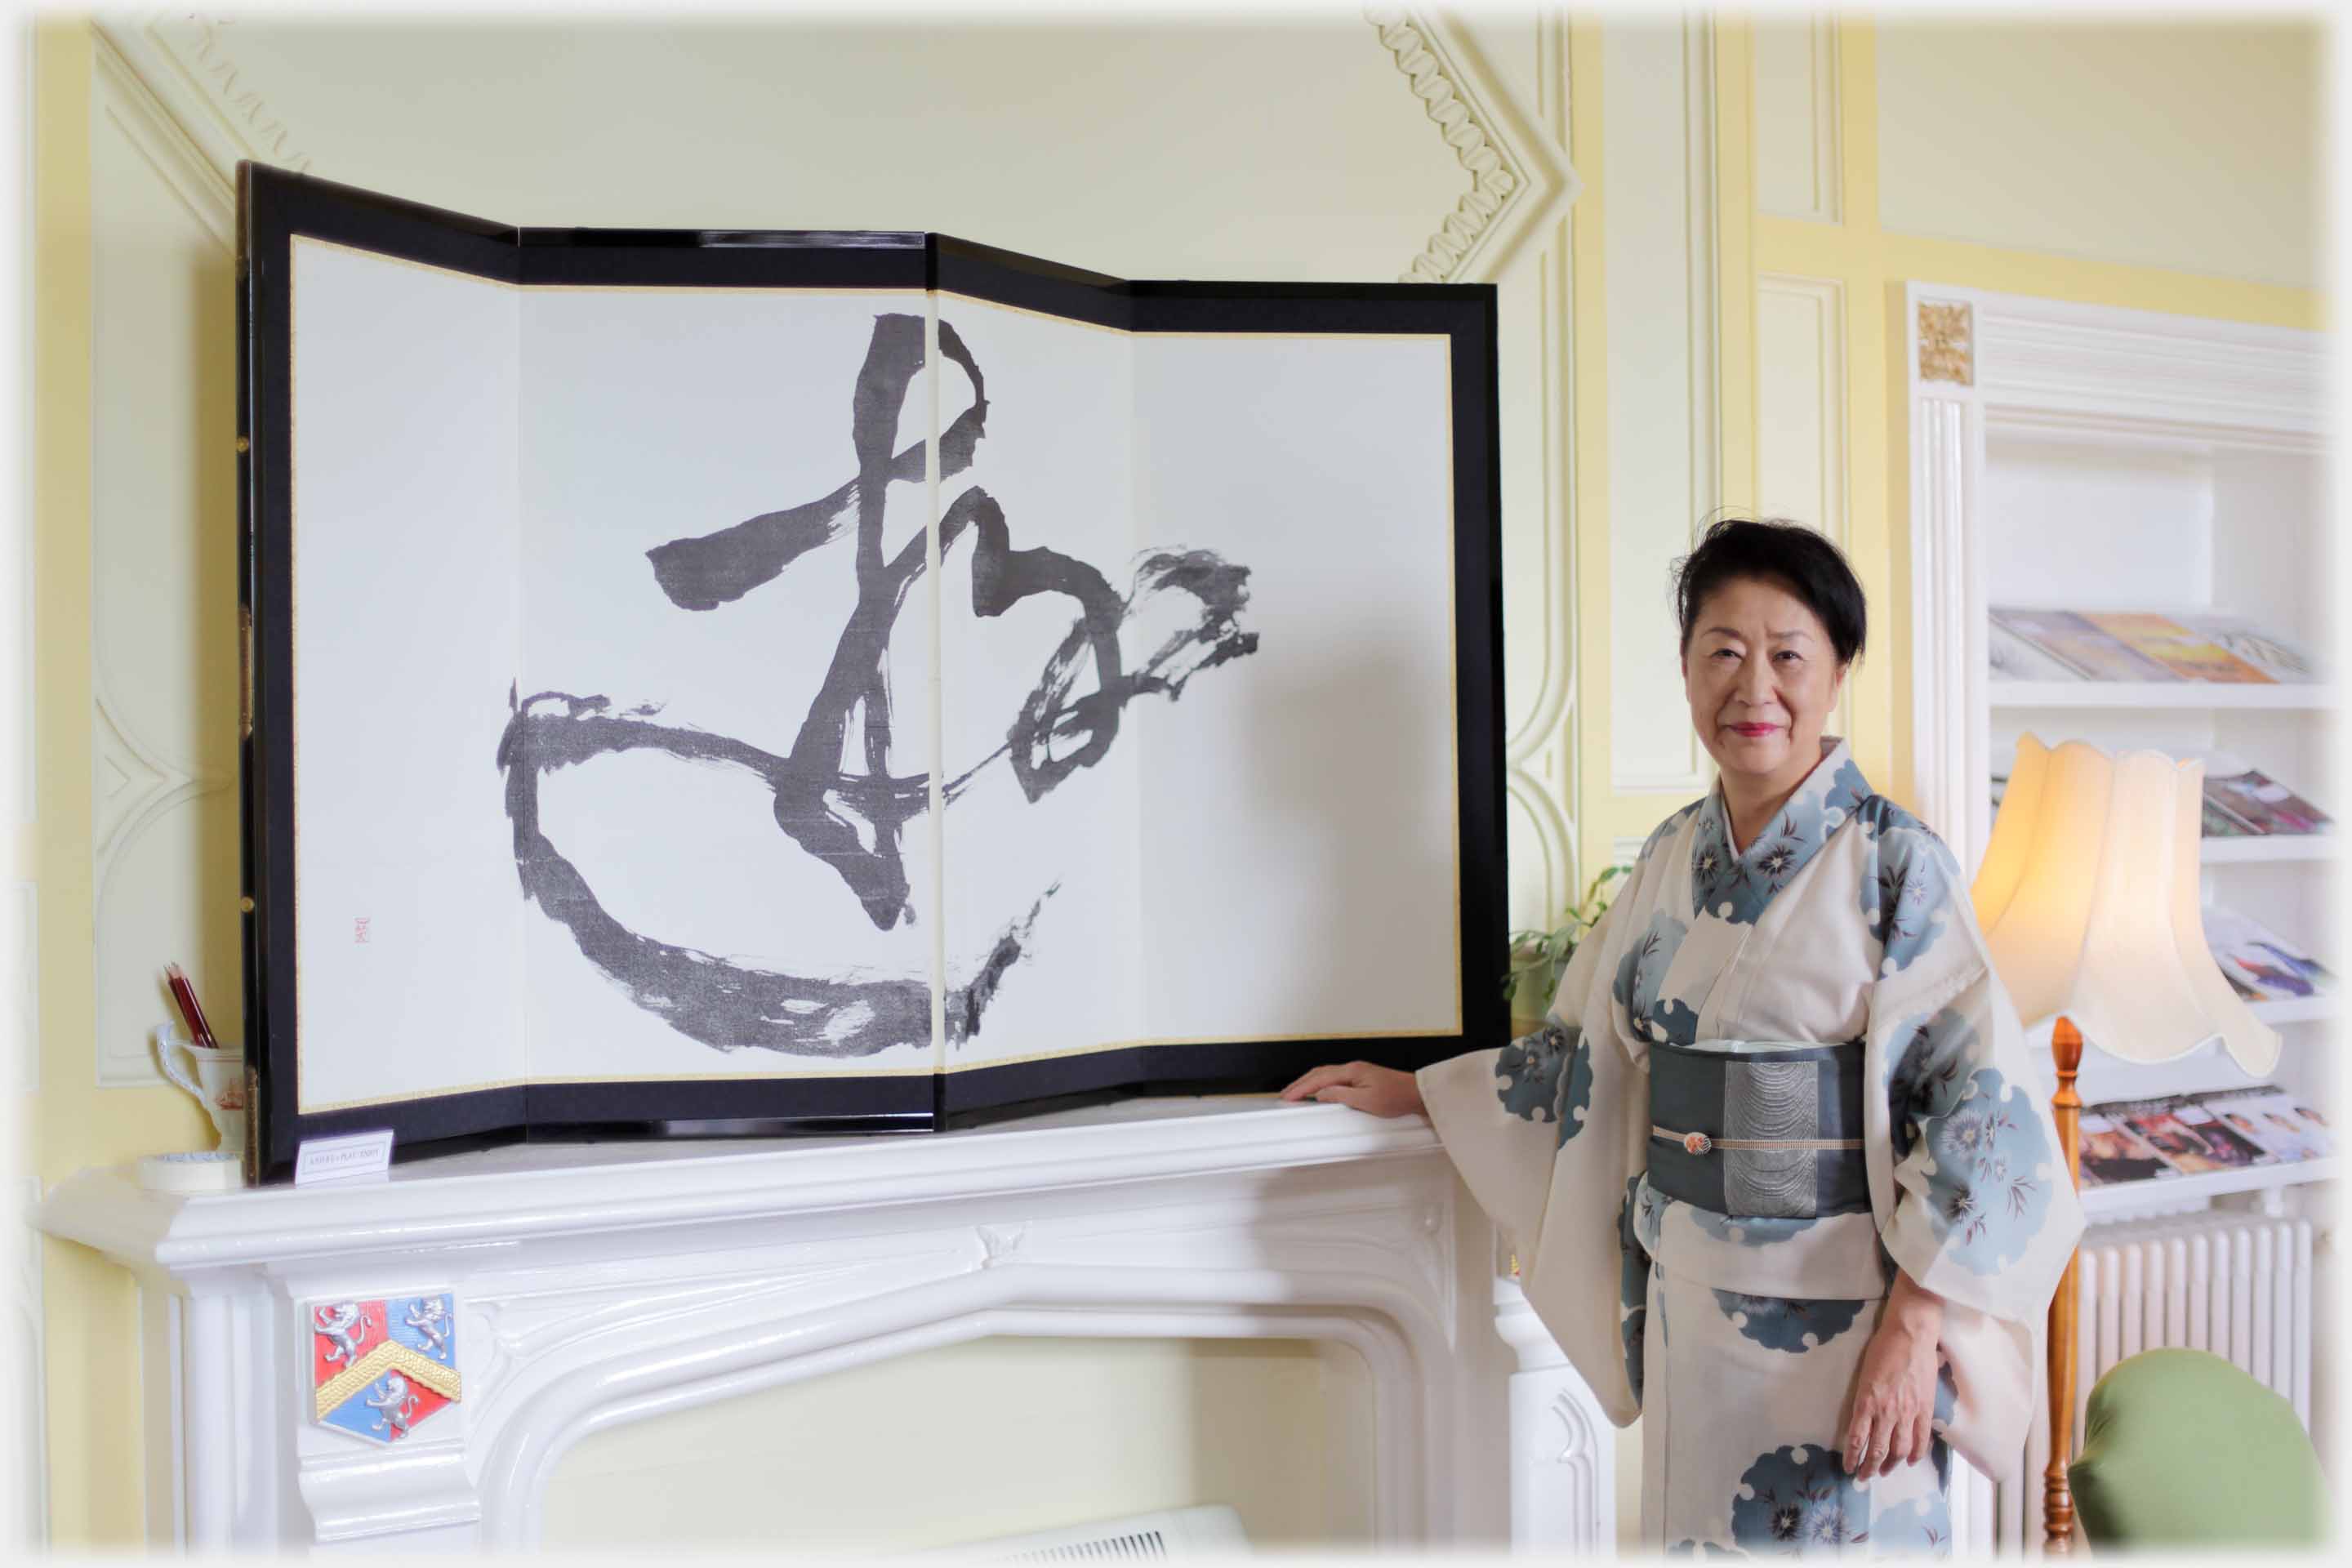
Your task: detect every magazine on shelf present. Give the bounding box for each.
[2081,1087,2332,1187]
[2202,906,2332,1001]
[1990,608,2180,682]
[2082,612,2277,684]
[2171,1102,2270,1169]
[2202,800,2258,838]
[2203,1091,2332,1163]
[2117,1100,2235,1174]
[2203,766,2332,836]
[2076,1111,2179,1186]
[1987,618,2085,682]
[2178,614,2323,684]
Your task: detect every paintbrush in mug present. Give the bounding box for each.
[164,962,221,1051]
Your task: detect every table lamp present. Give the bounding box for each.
[1970,734,2282,1551]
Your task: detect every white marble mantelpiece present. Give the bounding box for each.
[38,1094,1613,1552]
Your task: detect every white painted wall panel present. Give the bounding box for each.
[1756,274,1851,739]
[1604,18,1713,795]
[87,46,240,1085]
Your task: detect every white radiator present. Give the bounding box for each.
[1972,1209,2314,1554]
[947,1505,1251,1560]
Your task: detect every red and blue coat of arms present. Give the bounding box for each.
[310,1294,461,1444]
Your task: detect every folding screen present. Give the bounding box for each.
[238,163,1503,1182]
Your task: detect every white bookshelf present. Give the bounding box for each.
[2082,1156,2340,1222]
[2249,996,2338,1027]
[1989,681,2336,711]
[2201,835,2338,865]
[1907,283,2336,1187]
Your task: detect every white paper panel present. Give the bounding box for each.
[934,299,1143,1071]
[515,287,936,1081]
[1132,332,1461,1041]
[292,240,525,1110]
[295,270,1465,1093]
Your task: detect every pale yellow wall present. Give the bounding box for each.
[543,1337,1375,1551]
[1877,18,2324,291]
[1696,14,2323,837]
[29,20,220,1545]
[20,8,2332,1549]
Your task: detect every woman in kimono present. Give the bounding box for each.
[1283,518,2082,1553]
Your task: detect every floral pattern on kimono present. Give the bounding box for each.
[1496,1020,1593,1143]
[1731,1445,1870,1551]
[1711,1291,1869,1354]
[1415,736,2085,1552]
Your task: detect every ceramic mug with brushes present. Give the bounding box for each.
[157,962,245,1155]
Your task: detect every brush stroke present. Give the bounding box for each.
[499,313,1259,1056]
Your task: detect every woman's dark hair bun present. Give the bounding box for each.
[1670,515,1866,666]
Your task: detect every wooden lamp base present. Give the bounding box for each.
[2044,1013,2085,1552]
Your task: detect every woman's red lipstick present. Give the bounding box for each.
[1730,723,1778,737]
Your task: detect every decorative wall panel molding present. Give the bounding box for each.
[1606,16,1719,796]
[1756,274,1852,741]
[1752,15,1842,224]
[1462,11,1584,923]
[89,33,241,1088]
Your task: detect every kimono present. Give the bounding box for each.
[1419,737,2084,1554]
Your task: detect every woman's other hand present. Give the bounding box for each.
[1840,1272,1944,1481]
[1277,1061,1426,1118]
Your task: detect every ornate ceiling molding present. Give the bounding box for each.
[1366,8,1579,285]
[96,11,314,185]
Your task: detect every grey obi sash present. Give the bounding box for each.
[1646,1040,1869,1218]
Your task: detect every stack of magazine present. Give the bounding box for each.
[2078,1086,2333,1187]
[2202,765,2332,836]
[2203,906,2333,1004]
[1991,763,2331,839]
[1989,607,2321,684]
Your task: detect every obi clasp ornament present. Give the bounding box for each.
[1653,1122,1860,1154]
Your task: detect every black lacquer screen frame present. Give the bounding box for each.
[238,163,1505,1183]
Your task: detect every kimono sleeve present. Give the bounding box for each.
[1414,898,1619,1261]
[1861,818,2087,1468]
[1415,867,1655,1428]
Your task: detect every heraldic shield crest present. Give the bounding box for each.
[310,1294,461,1444]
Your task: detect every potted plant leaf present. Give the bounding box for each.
[1503,863,1630,1035]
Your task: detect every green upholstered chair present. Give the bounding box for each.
[2069,1348,2328,1548]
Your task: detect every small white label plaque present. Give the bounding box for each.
[294,1129,394,1185]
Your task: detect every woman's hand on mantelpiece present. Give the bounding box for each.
[1277,1061,1427,1118]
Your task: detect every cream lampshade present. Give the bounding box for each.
[1974,733,2286,1552]
[1971,733,2280,1075]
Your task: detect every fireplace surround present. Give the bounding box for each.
[36,1096,1614,1551]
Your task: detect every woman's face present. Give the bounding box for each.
[1681,575,1846,795]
